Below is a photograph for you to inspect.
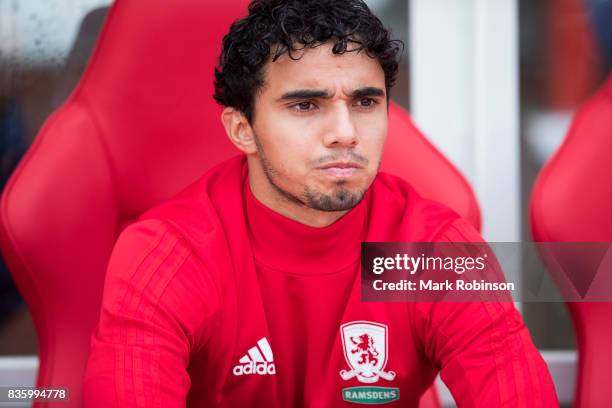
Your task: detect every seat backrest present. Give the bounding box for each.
[530,74,612,407]
[0,0,479,406]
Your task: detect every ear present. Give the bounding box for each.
[221,107,257,154]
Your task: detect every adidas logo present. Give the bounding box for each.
[232,337,276,376]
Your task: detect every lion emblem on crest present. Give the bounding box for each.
[350,333,379,366]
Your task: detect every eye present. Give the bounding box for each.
[291,101,317,112]
[356,98,377,108]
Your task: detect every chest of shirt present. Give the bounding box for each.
[187,262,436,407]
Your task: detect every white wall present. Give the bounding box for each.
[410,0,520,243]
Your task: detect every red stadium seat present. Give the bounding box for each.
[0,0,479,406]
[530,73,612,407]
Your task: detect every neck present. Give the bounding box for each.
[247,158,348,228]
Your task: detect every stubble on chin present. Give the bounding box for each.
[253,136,367,212]
[303,184,366,212]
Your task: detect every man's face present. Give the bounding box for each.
[249,42,388,212]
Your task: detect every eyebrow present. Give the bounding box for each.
[350,87,385,98]
[278,86,385,101]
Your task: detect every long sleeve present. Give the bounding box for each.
[83,219,218,407]
[414,218,559,407]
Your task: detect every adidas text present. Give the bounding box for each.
[232,361,276,376]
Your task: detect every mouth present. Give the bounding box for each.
[317,161,364,178]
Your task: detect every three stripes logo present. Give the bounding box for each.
[232,337,276,376]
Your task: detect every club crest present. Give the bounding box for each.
[339,321,396,384]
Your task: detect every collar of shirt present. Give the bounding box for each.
[244,180,368,275]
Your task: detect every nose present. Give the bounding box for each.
[322,104,358,148]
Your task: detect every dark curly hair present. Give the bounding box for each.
[213,0,403,122]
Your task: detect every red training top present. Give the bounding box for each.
[83,156,558,407]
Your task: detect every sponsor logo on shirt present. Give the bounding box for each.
[342,386,400,404]
[232,337,276,376]
[339,321,399,404]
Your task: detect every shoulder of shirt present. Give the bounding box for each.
[109,157,243,307]
[371,171,480,241]
[132,156,244,250]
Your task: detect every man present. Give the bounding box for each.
[84,0,559,406]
